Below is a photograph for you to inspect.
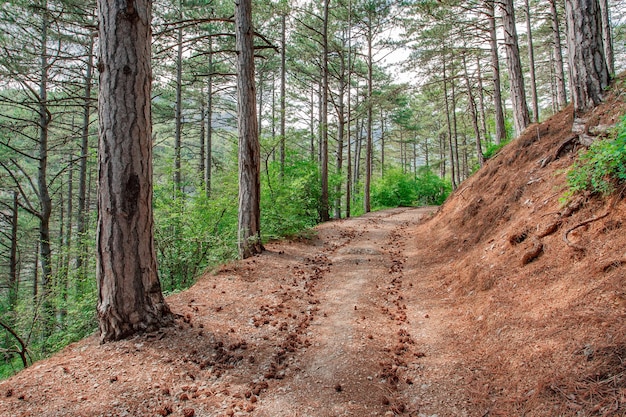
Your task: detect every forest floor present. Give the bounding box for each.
[1,84,626,416]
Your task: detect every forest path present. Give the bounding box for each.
[0,206,471,417]
[253,207,445,416]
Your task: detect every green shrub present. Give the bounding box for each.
[567,116,626,196]
[483,139,510,160]
[261,157,324,239]
[371,167,451,210]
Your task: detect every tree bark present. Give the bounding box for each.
[565,0,610,113]
[320,0,330,221]
[236,0,262,258]
[96,0,172,342]
[364,13,373,214]
[38,2,54,334]
[346,1,353,219]
[205,39,213,198]
[335,49,346,220]
[598,0,614,75]
[501,0,530,137]
[8,192,19,317]
[280,13,286,179]
[548,0,568,111]
[476,55,489,145]
[463,52,484,167]
[485,0,506,144]
[525,0,539,123]
[310,88,315,160]
[442,57,456,190]
[76,32,95,285]
[174,22,183,193]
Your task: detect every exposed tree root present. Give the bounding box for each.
[563,212,610,250]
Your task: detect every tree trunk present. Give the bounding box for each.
[463,53,485,167]
[310,88,315,160]
[380,109,385,176]
[476,56,489,145]
[451,74,461,186]
[235,0,262,258]
[548,0,568,111]
[60,158,73,322]
[598,0,614,75]
[565,0,610,113]
[354,86,362,193]
[38,2,54,334]
[199,99,206,181]
[364,15,373,214]
[76,33,94,284]
[319,0,330,222]
[96,0,172,342]
[501,0,530,137]
[205,40,213,198]
[525,0,539,123]
[442,57,456,190]
[258,70,264,137]
[346,4,353,219]
[486,0,506,144]
[174,23,183,193]
[8,192,19,317]
[280,13,286,179]
[335,51,346,220]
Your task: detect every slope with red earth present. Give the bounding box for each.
[0,80,625,416]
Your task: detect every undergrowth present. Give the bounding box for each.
[567,115,626,196]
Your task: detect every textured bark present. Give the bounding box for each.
[205,40,213,198]
[76,33,95,282]
[548,0,568,110]
[442,58,456,190]
[462,53,484,168]
[476,56,488,143]
[346,1,353,219]
[97,0,172,342]
[598,0,614,75]
[565,0,610,113]
[485,0,505,144]
[38,3,54,333]
[335,48,346,220]
[280,13,286,179]
[501,0,530,137]
[364,13,373,214]
[174,24,183,192]
[8,192,19,315]
[525,0,539,123]
[236,0,262,259]
[320,0,330,221]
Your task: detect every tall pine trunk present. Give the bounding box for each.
[205,40,214,198]
[320,0,330,221]
[502,0,530,137]
[525,0,539,123]
[486,0,506,144]
[549,0,568,110]
[565,0,610,113]
[364,14,373,214]
[280,13,286,179]
[38,2,54,334]
[76,33,95,286]
[236,0,262,258]
[96,0,172,342]
[598,0,614,75]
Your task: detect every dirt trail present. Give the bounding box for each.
[0,207,449,417]
[255,208,435,416]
